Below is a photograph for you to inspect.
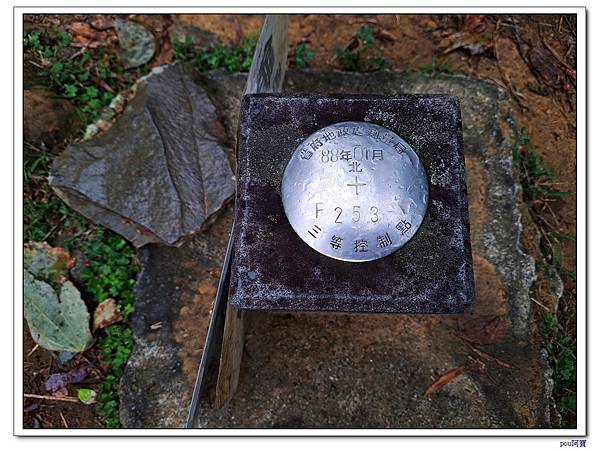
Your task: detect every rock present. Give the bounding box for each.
[119,208,233,428]
[49,63,236,248]
[120,69,549,428]
[168,23,220,51]
[116,20,156,69]
[24,88,81,149]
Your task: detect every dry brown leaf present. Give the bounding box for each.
[529,46,571,90]
[441,32,493,56]
[65,22,108,48]
[464,342,514,369]
[375,29,396,42]
[424,366,466,396]
[462,15,488,34]
[440,15,492,56]
[92,298,123,332]
[90,18,115,31]
[542,39,576,88]
[152,38,173,68]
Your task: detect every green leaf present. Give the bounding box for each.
[356,26,376,47]
[56,31,72,47]
[88,98,101,110]
[64,84,78,98]
[294,43,316,68]
[102,92,114,104]
[559,394,576,412]
[24,272,93,353]
[50,62,64,80]
[86,86,99,99]
[77,388,97,405]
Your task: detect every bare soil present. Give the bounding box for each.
[177,12,576,273]
[23,322,104,429]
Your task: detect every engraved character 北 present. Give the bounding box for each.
[348,161,362,173]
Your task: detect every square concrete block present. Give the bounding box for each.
[229,94,474,314]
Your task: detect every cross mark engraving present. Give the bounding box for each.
[347,176,367,195]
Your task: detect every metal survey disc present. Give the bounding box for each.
[281,121,429,262]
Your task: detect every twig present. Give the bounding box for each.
[350,18,378,25]
[27,59,45,69]
[530,296,551,312]
[68,47,87,61]
[558,16,563,34]
[484,75,509,91]
[535,207,560,232]
[26,344,39,358]
[493,19,528,111]
[542,37,576,83]
[60,411,69,428]
[507,18,531,69]
[532,219,552,249]
[565,43,573,60]
[24,393,79,403]
[563,15,576,37]
[79,354,103,379]
[41,214,67,242]
[540,201,562,228]
[457,334,515,369]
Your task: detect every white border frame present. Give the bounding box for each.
[12,4,587,437]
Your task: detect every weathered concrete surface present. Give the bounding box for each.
[49,63,235,248]
[120,69,549,428]
[120,204,233,428]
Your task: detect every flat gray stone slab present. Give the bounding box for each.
[49,63,235,248]
[120,69,549,429]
